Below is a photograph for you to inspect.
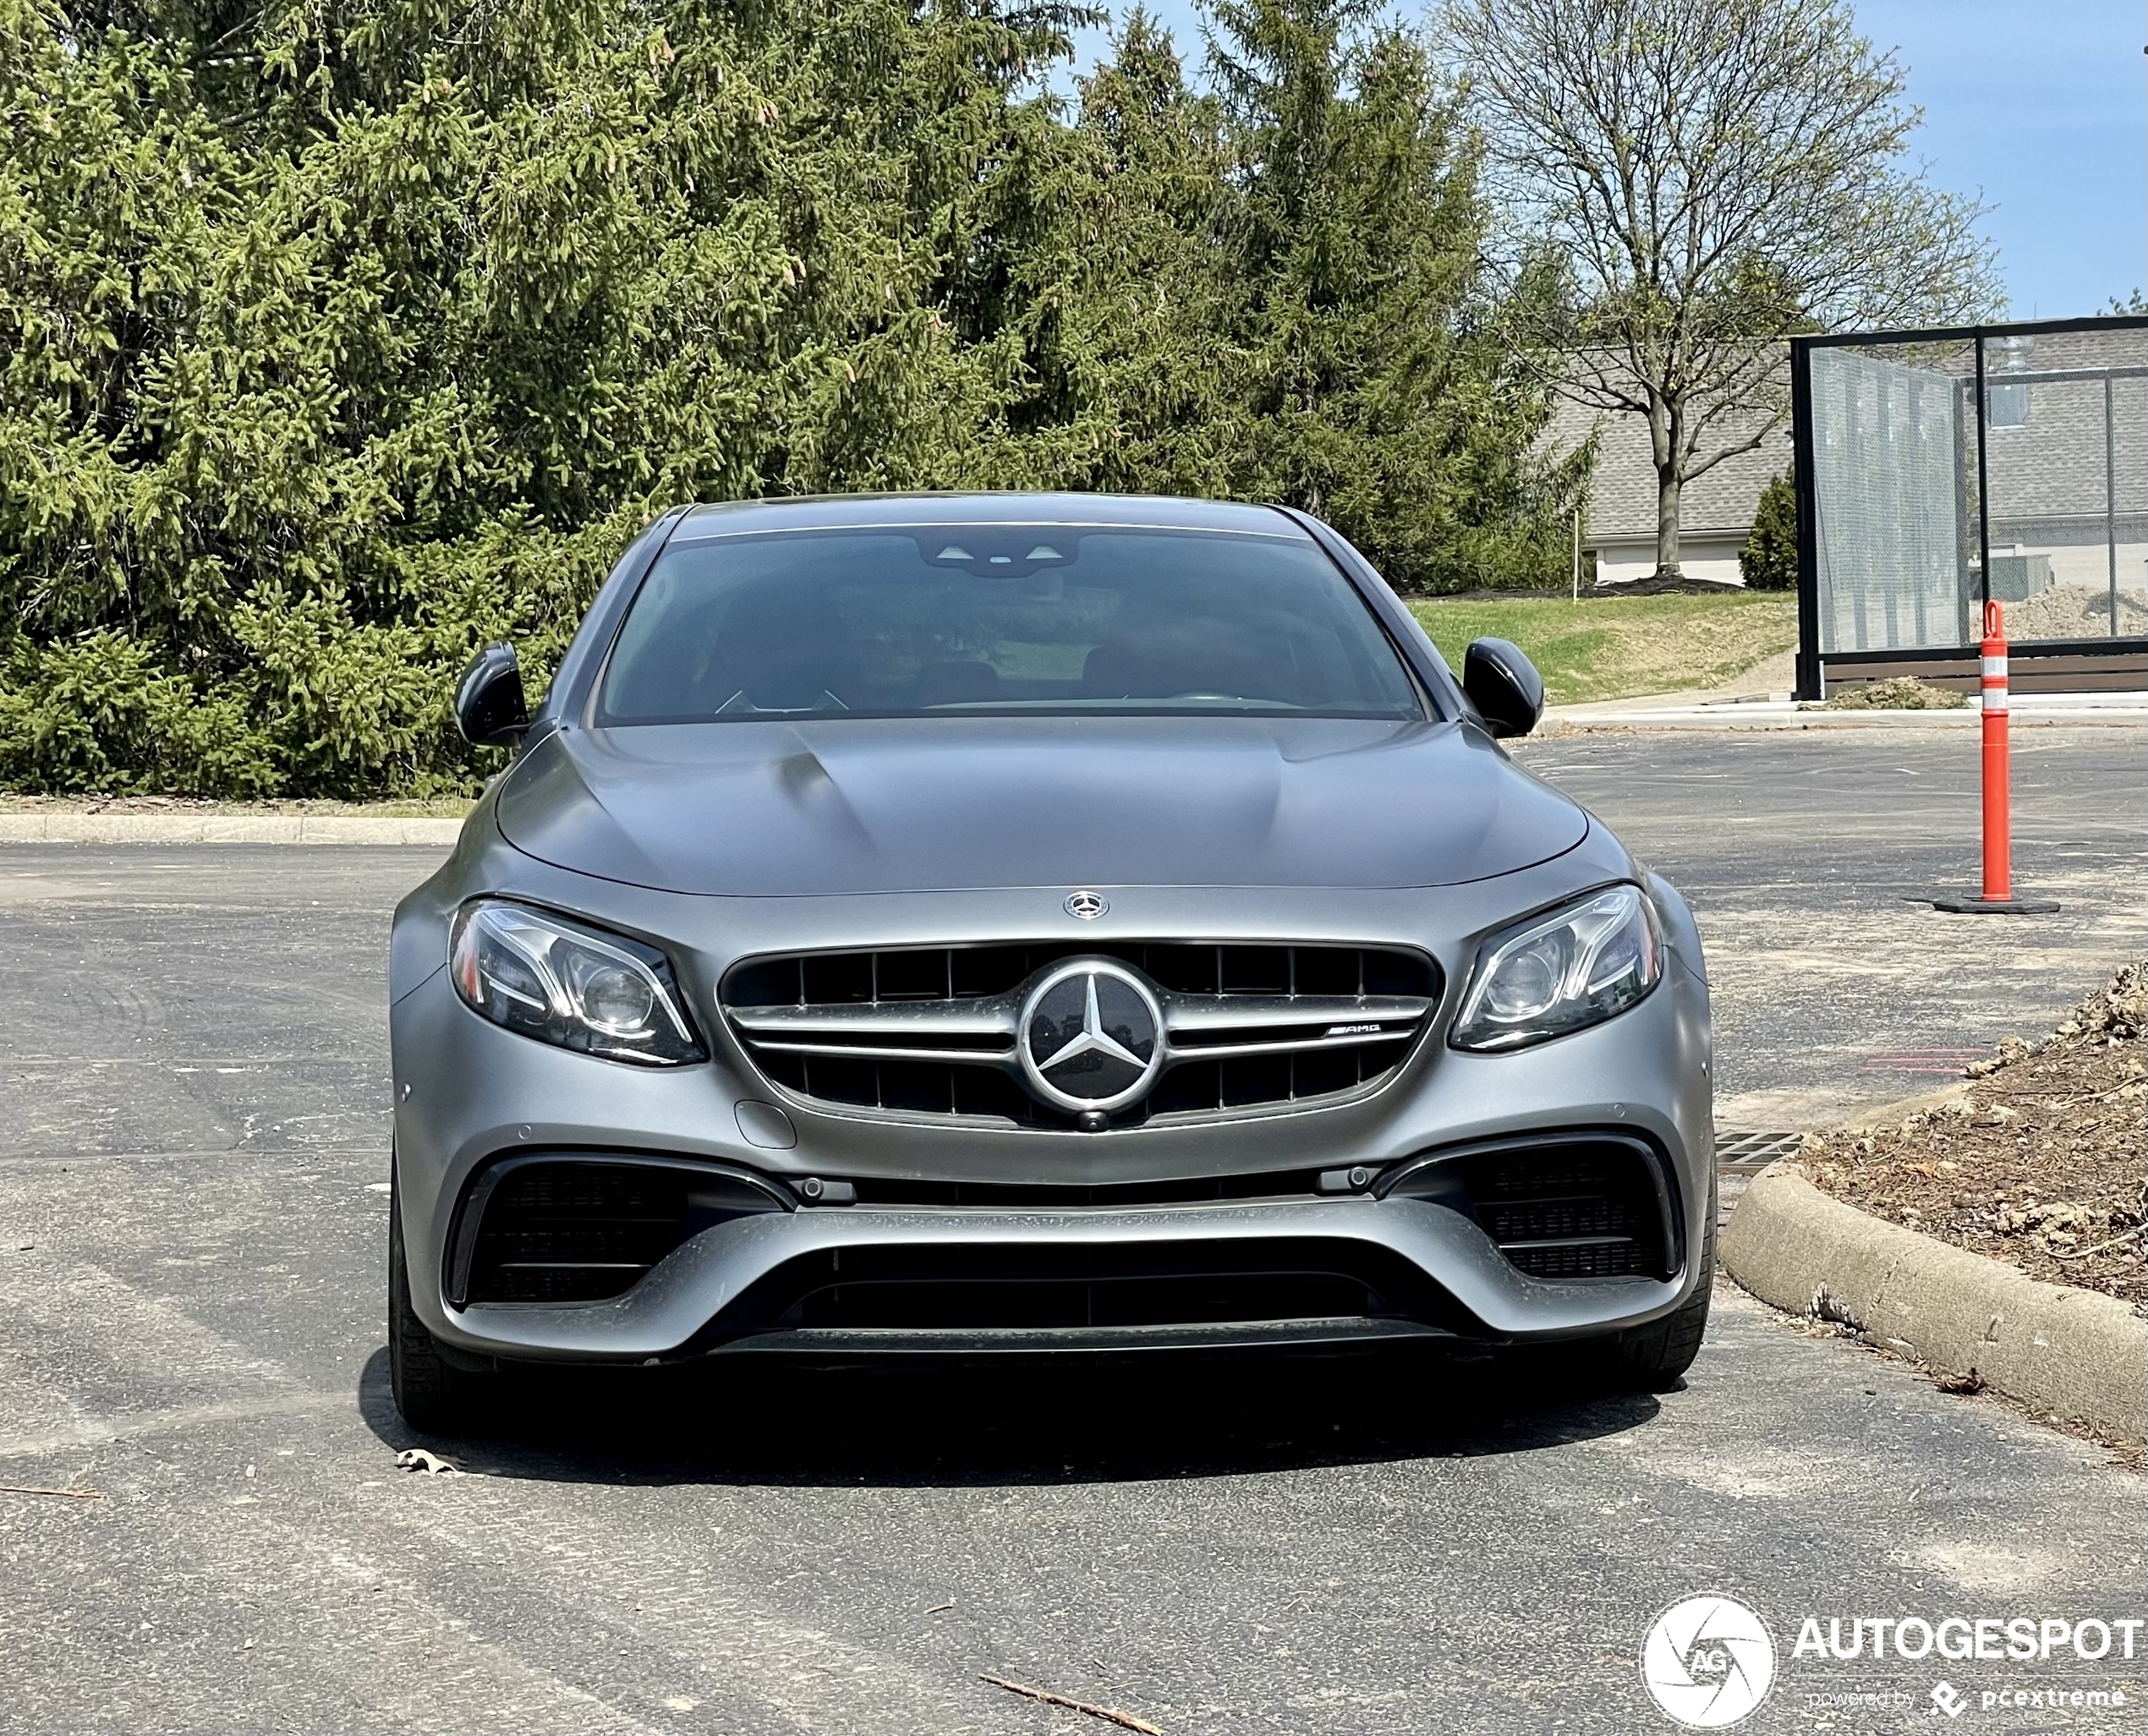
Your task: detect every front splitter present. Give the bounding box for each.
[704,1315,1477,1360]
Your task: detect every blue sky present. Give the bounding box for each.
[1066,0,2148,320]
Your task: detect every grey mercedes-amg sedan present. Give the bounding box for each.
[386,493,1713,1431]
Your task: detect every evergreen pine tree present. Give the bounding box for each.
[1203,0,1581,589]
[0,0,1584,795]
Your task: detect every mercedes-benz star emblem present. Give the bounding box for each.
[1018,960,1164,1114]
[1064,890,1108,921]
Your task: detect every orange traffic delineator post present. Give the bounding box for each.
[1932,600,2058,915]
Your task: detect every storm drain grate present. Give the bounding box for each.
[1715,1131,1806,1174]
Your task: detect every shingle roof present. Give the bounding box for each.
[1545,354,1793,541]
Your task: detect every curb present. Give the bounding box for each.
[1721,1164,2148,1443]
[0,814,464,846]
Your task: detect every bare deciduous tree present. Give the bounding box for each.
[1445,0,2002,577]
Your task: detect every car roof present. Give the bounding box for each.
[669,492,1309,542]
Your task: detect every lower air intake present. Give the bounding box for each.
[799,1273,1373,1331]
[705,1239,1471,1339]
[1389,1134,1679,1280]
[450,1156,786,1306]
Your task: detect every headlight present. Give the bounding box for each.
[1449,884,1662,1052]
[449,901,706,1065]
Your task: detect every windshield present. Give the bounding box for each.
[596,524,1425,723]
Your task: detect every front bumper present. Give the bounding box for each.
[390,824,1713,1364]
[392,984,1712,1365]
[417,1190,1697,1364]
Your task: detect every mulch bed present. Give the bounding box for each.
[1800,961,2147,1306]
[1598,573,1751,597]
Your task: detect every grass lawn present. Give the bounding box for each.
[1408,592,1799,706]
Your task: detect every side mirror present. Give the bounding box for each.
[455,642,529,748]
[1462,637,1544,739]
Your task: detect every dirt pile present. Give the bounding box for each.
[1821,676,1968,710]
[2003,583,2148,643]
[1801,961,2147,1304]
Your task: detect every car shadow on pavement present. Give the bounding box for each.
[356,1344,1663,1487]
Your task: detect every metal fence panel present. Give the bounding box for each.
[1976,328,2148,643]
[1797,318,2148,676]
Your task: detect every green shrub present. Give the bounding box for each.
[1740,473,1800,592]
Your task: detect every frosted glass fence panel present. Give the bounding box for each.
[1810,344,1972,654]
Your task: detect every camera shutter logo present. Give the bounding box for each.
[1641,1595,1777,1728]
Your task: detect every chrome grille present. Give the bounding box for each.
[722,943,1438,1125]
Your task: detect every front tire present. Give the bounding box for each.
[388,1168,493,1434]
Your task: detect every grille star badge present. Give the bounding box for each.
[1018,960,1164,1114]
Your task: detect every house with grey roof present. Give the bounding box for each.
[1545,361,1792,586]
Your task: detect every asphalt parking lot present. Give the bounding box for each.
[1,725,2142,1735]
[1515,725,2148,1129]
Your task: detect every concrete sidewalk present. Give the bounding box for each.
[0,811,464,846]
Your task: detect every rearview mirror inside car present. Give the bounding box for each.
[1462,637,1544,739]
[455,642,529,748]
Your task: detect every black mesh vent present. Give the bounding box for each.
[701,1239,1471,1339]
[797,1273,1372,1331]
[1500,1240,1642,1280]
[1390,1136,1674,1281]
[456,1158,781,1306]
[1467,1142,1669,1279]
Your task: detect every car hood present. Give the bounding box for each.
[494,715,1588,896]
